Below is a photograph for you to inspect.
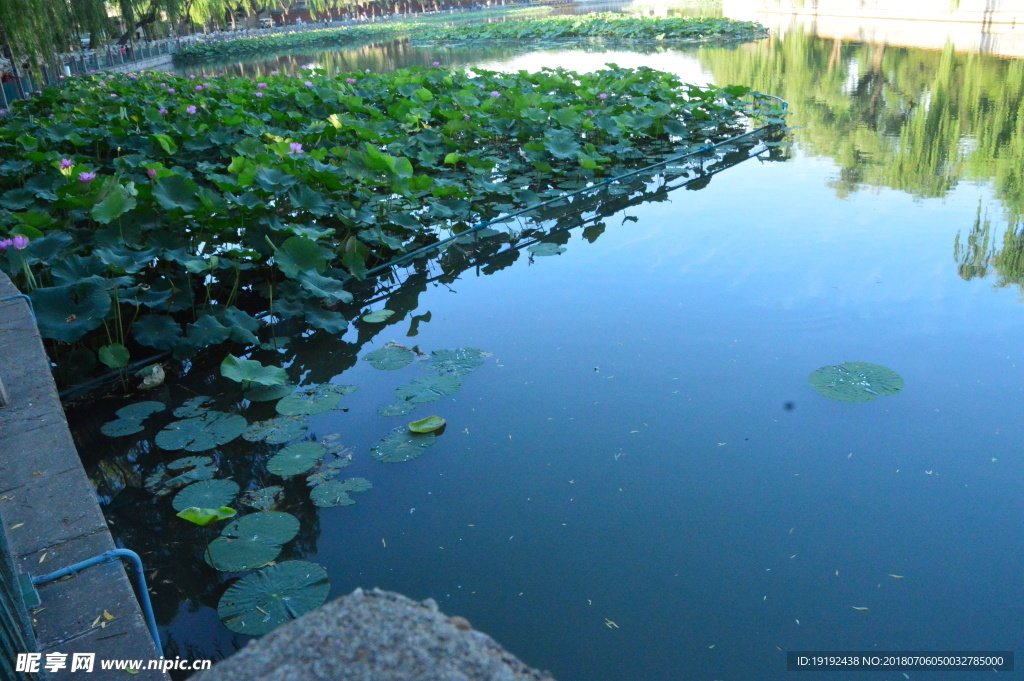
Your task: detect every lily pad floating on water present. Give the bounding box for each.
[420,348,486,377]
[176,506,237,527]
[808,362,905,403]
[377,401,416,417]
[276,384,358,416]
[363,344,416,371]
[115,401,166,420]
[155,411,248,451]
[527,242,567,256]
[370,427,436,463]
[217,560,330,635]
[267,442,326,476]
[174,396,212,418]
[240,486,284,511]
[242,383,295,403]
[243,415,309,445]
[309,481,356,507]
[172,479,240,512]
[220,354,288,386]
[305,457,352,487]
[100,417,145,437]
[395,374,461,404]
[205,511,300,572]
[409,416,446,433]
[362,309,395,324]
[145,456,216,496]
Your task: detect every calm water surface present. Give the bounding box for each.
[76,20,1024,681]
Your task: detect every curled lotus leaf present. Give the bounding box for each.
[220,354,288,386]
[363,345,415,371]
[267,441,326,476]
[177,506,236,527]
[172,479,240,512]
[155,411,247,451]
[808,362,905,403]
[395,374,461,404]
[370,427,436,463]
[408,416,446,433]
[206,511,300,572]
[217,560,330,635]
[243,416,309,445]
[240,486,284,511]
[115,401,166,420]
[242,383,295,403]
[100,417,145,437]
[420,348,486,377]
[309,481,356,507]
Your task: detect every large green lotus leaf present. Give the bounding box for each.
[187,315,232,349]
[167,455,214,471]
[30,276,111,343]
[808,362,905,403]
[305,458,351,487]
[267,442,326,476]
[377,401,416,417]
[217,561,330,635]
[177,506,236,527]
[338,477,372,493]
[133,315,184,351]
[275,236,326,279]
[409,416,446,433]
[145,457,216,496]
[395,374,461,404]
[222,306,261,345]
[309,481,355,507]
[304,305,348,334]
[361,309,394,324]
[221,355,288,386]
[370,427,436,463]
[116,401,166,420]
[91,183,137,224]
[420,348,485,377]
[543,129,582,160]
[172,479,240,512]
[242,383,295,403]
[100,418,144,437]
[243,416,309,444]
[275,385,353,416]
[174,396,211,418]
[155,411,248,451]
[298,271,352,304]
[363,345,415,371]
[240,486,284,511]
[49,254,107,286]
[206,511,300,572]
[153,174,200,212]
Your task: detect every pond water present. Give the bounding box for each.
[73,12,1024,681]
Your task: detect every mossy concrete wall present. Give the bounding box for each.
[0,272,166,680]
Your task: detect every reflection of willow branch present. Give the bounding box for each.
[954,203,995,281]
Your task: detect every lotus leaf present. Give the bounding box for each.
[305,458,352,487]
[267,442,326,476]
[167,456,214,471]
[298,271,352,304]
[116,401,166,420]
[370,427,436,463]
[133,315,184,351]
[275,385,354,416]
[221,355,288,386]
[395,374,461,404]
[145,457,216,496]
[409,416,446,433]
[420,348,485,377]
[338,477,372,493]
[174,396,211,418]
[309,481,355,507]
[98,343,130,370]
[274,236,326,279]
[217,560,330,635]
[155,411,247,451]
[172,479,240,512]
[100,418,144,437]
[243,383,296,403]
[808,362,905,403]
[260,337,290,351]
[363,345,415,371]
[243,416,309,444]
[29,276,111,343]
[378,401,416,417]
[304,305,348,334]
[240,486,284,511]
[362,309,395,323]
[527,242,567,256]
[177,506,237,527]
[206,511,300,572]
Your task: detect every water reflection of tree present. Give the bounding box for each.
[698,27,1024,219]
[955,204,1024,289]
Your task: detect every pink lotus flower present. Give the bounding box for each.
[189,74,196,79]
[195,85,203,91]
[0,239,11,250]
[60,158,74,169]
[110,93,117,98]
[271,70,279,75]
[159,108,168,114]
[12,235,29,250]
[489,91,500,98]
[168,88,176,94]
[598,93,608,99]
[304,80,313,86]
[365,69,371,73]
[257,82,267,89]
[147,169,157,179]
[78,171,96,182]
[288,143,304,154]
[255,92,264,98]
[432,61,440,66]
[345,78,356,84]
[186,105,197,114]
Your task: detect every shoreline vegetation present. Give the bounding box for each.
[0,15,780,390]
[173,14,768,64]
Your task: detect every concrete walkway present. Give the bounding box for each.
[0,273,165,680]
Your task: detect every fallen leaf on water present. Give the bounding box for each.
[38,552,47,564]
[10,523,23,530]
[795,619,800,625]
[852,607,869,611]
[103,610,114,621]
[604,618,619,629]
[889,574,903,578]
[709,644,715,649]
[91,614,102,627]
[835,570,839,576]
[382,539,386,548]
[255,606,270,615]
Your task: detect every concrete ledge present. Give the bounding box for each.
[0,272,166,680]
[197,588,557,681]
